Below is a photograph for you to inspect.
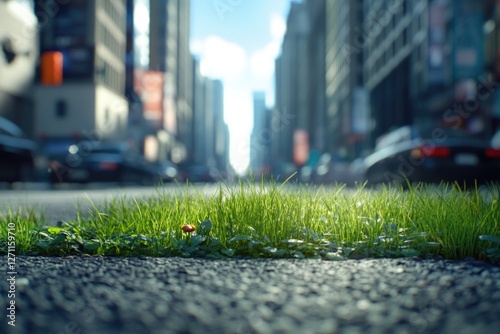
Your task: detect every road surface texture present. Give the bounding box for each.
[0,184,218,224]
[1,256,499,334]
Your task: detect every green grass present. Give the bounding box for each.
[1,180,500,263]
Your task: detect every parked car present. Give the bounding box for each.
[313,153,352,185]
[271,162,298,182]
[178,164,218,183]
[364,125,500,187]
[48,141,156,184]
[0,116,37,183]
[492,129,500,148]
[348,157,367,186]
[148,160,179,183]
[37,138,79,182]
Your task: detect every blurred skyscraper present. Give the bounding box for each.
[0,0,230,178]
[34,0,129,142]
[362,0,412,147]
[212,80,229,173]
[272,0,498,176]
[126,0,193,163]
[191,57,229,171]
[148,0,192,163]
[250,91,271,175]
[325,0,364,159]
[273,1,310,169]
[127,0,229,170]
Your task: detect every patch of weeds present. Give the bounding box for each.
[0,181,499,263]
[34,222,100,255]
[350,223,441,259]
[172,219,231,258]
[479,235,500,264]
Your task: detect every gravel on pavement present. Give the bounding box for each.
[1,256,500,334]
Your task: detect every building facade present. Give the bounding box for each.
[306,0,327,156]
[324,0,365,159]
[250,91,271,174]
[34,0,128,142]
[148,0,192,163]
[273,1,310,170]
[363,0,420,147]
[364,0,496,145]
[273,0,498,175]
[212,80,229,172]
[190,58,229,171]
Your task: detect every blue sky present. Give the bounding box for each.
[190,0,295,173]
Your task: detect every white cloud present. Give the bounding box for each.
[250,43,279,82]
[190,36,247,82]
[189,14,287,173]
[270,13,287,41]
[248,13,286,106]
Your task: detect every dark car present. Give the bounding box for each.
[37,138,80,182]
[148,160,179,183]
[0,116,37,183]
[48,141,156,185]
[311,153,352,185]
[364,125,500,187]
[178,164,218,183]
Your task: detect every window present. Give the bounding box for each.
[55,100,67,118]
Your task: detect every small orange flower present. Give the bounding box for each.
[181,224,196,233]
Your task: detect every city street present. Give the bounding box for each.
[2,0,500,331]
[0,183,219,224]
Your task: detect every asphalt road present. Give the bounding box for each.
[0,183,219,224]
[1,256,499,334]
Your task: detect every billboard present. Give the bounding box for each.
[134,69,164,129]
[293,130,309,166]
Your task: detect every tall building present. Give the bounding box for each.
[125,0,149,156]
[306,0,327,156]
[190,58,229,170]
[273,1,310,169]
[34,0,128,142]
[364,0,494,144]
[362,0,415,147]
[250,91,271,173]
[191,56,204,165]
[212,80,229,172]
[273,0,498,178]
[273,0,331,174]
[324,0,364,158]
[176,0,194,160]
[149,0,192,163]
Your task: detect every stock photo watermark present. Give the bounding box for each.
[48,300,96,334]
[235,107,296,173]
[49,100,126,183]
[212,0,244,22]
[342,0,404,64]
[6,221,16,327]
[408,279,458,333]
[381,73,500,184]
